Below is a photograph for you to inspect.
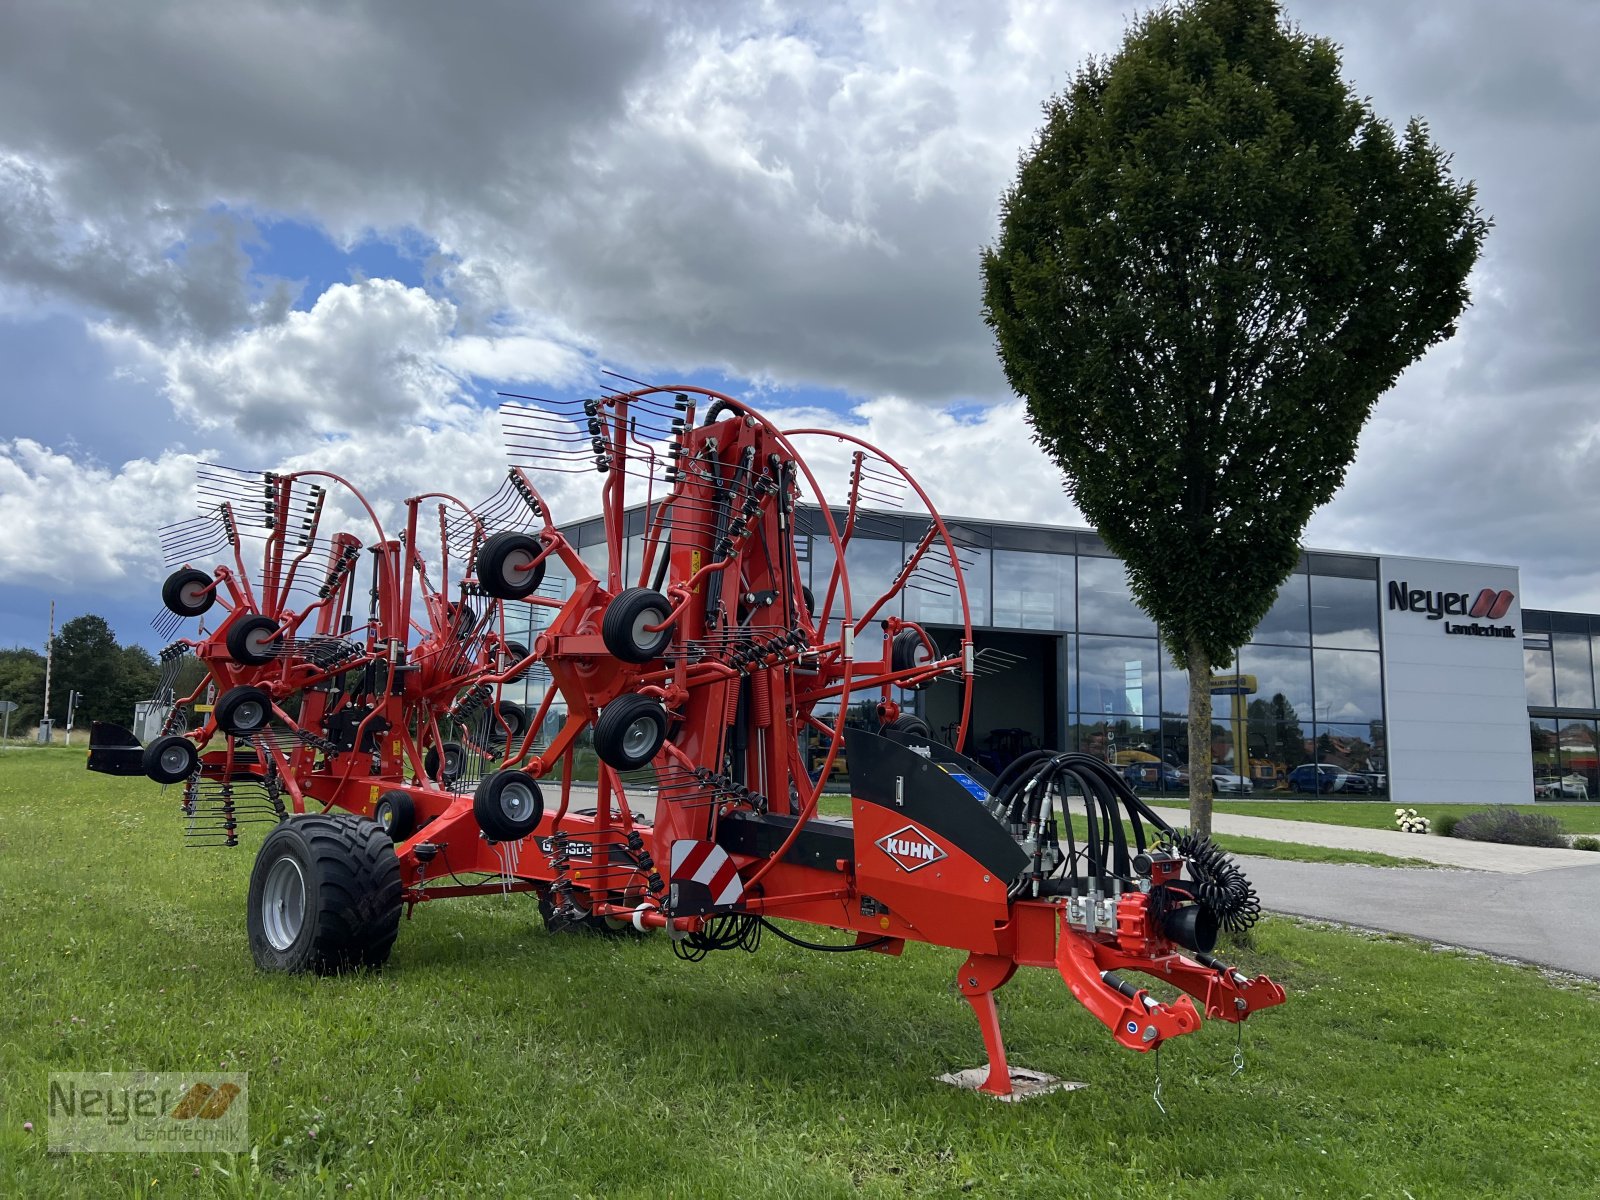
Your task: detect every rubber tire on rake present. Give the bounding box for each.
[890,628,934,689]
[474,531,547,600]
[593,694,669,771]
[473,770,544,842]
[161,567,215,618]
[424,741,465,784]
[601,588,674,663]
[226,615,281,666]
[374,790,417,841]
[246,814,403,974]
[215,686,273,736]
[143,734,198,785]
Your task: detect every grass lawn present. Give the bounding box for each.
[2,748,1598,1197]
[1210,799,1600,835]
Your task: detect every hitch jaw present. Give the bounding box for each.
[1055,935,1201,1052]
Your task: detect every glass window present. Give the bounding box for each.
[1078,556,1155,636]
[1312,722,1384,776]
[1530,717,1559,789]
[844,535,904,626]
[1245,701,1311,774]
[1076,715,1161,765]
[906,545,989,628]
[992,550,1074,630]
[1250,573,1310,645]
[1524,636,1555,708]
[1553,633,1596,709]
[1239,645,1313,722]
[1160,646,1188,718]
[1310,574,1379,651]
[1556,720,1597,797]
[1078,635,1161,720]
[1312,648,1382,724]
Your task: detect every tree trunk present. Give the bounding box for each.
[1187,639,1214,839]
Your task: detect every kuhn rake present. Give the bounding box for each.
[89,385,1282,1097]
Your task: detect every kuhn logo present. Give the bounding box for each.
[875,825,947,873]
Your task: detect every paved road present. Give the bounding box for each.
[1238,855,1600,979]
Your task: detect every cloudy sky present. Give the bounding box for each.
[0,0,1596,652]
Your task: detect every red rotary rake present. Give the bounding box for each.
[89,385,1283,1098]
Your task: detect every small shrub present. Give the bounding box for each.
[1450,807,1567,848]
[1432,812,1459,838]
[1572,835,1600,852]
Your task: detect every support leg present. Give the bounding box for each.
[955,953,1019,1097]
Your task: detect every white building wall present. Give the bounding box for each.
[1379,555,1531,804]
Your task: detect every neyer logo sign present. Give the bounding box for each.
[1388,581,1517,638]
[875,825,948,873]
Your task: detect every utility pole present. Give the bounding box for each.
[40,599,55,744]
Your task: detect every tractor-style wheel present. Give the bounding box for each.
[890,628,934,689]
[424,741,465,783]
[491,700,530,747]
[593,694,668,770]
[225,615,281,666]
[374,790,417,841]
[473,770,544,841]
[161,567,215,618]
[143,735,198,784]
[475,531,547,600]
[246,813,403,974]
[215,686,272,735]
[601,588,674,663]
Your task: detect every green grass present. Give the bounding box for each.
[1210,800,1600,834]
[3,749,1598,1197]
[819,796,1433,868]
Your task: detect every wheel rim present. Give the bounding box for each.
[233,699,265,730]
[631,608,665,651]
[378,803,393,830]
[159,744,190,776]
[500,781,535,823]
[179,582,207,607]
[503,549,536,587]
[245,628,274,657]
[262,856,307,951]
[622,713,659,761]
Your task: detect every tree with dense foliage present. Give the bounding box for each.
[48,615,160,728]
[981,0,1488,834]
[0,647,47,732]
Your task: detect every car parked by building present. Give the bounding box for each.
[1287,763,1368,794]
[1211,770,1254,795]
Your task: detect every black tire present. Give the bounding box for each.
[162,568,215,618]
[474,770,544,841]
[423,740,464,783]
[215,685,272,735]
[143,735,198,784]
[374,790,417,841]
[447,601,477,633]
[475,532,547,600]
[801,584,816,618]
[501,640,531,683]
[593,694,668,770]
[246,813,403,974]
[225,615,281,666]
[537,891,648,939]
[885,714,931,740]
[491,700,530,745]
[891,628,934,689]
[602,588,674,663]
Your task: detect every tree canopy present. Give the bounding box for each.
[981,0,1487,832]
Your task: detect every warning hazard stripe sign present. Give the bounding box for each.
[670,840,745,907]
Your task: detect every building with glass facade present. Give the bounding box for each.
[532,505,1590,804]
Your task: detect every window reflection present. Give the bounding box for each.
[1312,648,1382,723]
[1310,575,1379,650]
[1313,721,1385,778]
[1078,557,1155,636]
[992,550,1074,630]
[1555,719,1598,797]
[1250,573,1310,645]
[1524,636,1555,708]
[1078,635,1161,719]
[906,545,989,627]
[1553,632,1596,709]
[1238,645,1313,719]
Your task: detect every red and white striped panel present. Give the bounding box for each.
[670,839,745,908]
